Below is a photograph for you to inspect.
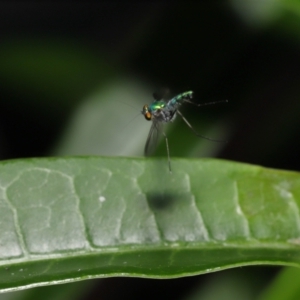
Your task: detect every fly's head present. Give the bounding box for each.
[142,104,152,121]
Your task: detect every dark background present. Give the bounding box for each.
[0,2,299,299]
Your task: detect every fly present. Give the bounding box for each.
[141,90,227,173]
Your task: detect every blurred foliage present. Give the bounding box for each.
[0,1,300,299]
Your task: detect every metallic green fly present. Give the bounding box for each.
[142,90,226,172]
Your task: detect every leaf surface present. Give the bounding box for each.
[0,157,300,292]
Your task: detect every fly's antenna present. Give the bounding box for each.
[117,101,143,129]
[122,112,141,130]
[118,101,140,112]
[177,110,227,143]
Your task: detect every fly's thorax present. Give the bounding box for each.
[149,100,166,111]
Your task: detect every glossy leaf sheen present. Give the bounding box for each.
[0,157,300,292]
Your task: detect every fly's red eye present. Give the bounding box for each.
[145,112,152,120]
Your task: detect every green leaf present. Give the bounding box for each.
[0,157,300,293]
[258,267,300,300]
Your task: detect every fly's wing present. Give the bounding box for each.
[144,120,162,156]
[153,87,171,101]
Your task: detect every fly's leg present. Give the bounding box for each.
[183,99,228,107]
[161,130,172,173]
[177,110,226,143]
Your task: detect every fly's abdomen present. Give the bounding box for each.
[168,90,193,109]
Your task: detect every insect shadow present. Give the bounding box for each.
[146,192,179,210]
